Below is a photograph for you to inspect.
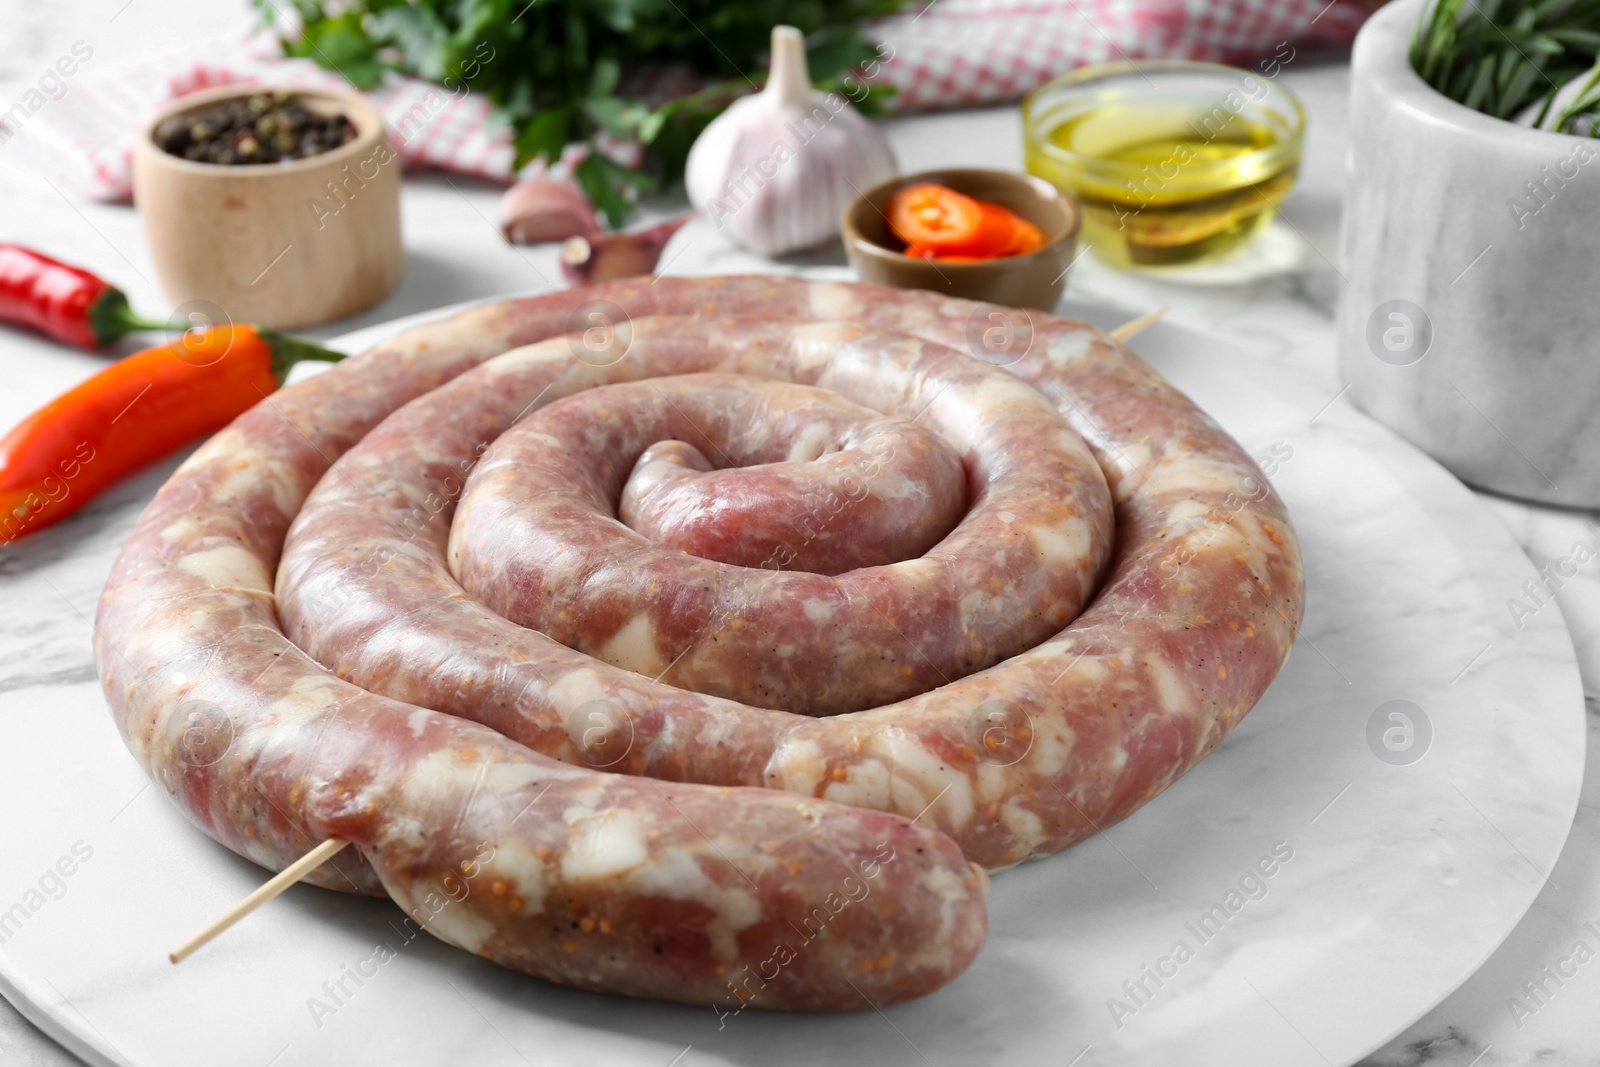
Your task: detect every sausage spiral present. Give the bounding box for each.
[96,276,1303,1010]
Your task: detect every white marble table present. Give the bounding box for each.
[1,3,1598,1065]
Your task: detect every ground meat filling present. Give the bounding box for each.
[96,276,1302,1010]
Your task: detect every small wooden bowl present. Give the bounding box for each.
[133,85,403,330]
[841,169,1080,311]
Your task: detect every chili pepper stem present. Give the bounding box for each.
[86,288,170,346]
[258,329,347,384]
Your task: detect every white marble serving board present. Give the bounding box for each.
[0,303,1583,1067]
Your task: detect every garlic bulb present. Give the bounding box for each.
[685,25,897,257]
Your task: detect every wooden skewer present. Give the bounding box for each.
[169,838,350,964]
[1108,307,1169,344]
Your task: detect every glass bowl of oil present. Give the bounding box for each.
[1023,61,1304,270]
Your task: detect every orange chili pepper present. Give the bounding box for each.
[0,325,343,543]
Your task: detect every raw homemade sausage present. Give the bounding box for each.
[96,275,1302,1010]
[274,284,1302,869]
[447,363,1111,714]
[615,381,964,576]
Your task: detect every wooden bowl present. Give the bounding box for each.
[133,84,402,330]
[841,169,1080,311]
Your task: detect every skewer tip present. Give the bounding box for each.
[1108,307,1169,344]
[164,837,349,965]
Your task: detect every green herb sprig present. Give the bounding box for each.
[253,0,906,226]
[1411,0,1600,134]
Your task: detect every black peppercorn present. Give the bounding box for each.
[156,93,357,165]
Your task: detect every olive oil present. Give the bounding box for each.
[1026,99,1301,268]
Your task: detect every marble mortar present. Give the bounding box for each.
[1338,0,1600,508]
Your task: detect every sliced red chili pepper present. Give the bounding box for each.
[888,184,1019,257]
[0,245,167,348]
[888,185,1048,260]
[1004,216,1046,256]
[0,326,344,542]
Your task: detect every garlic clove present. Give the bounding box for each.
[499,174,601,245]
[560,212,695,286]
[685,25,898,257]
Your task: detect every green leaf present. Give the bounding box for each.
[297,17,386,87]
[514,105,570,169]
[1554,55,1600,127]
[635,106,668,145]
[1532,0,1576,21]
[582,96,630,138]
[589,57,620,98]
[805,25,878,81]
[588,0,640,33]
[575,152,653,228]
[372,5,450,80]
[1548,27,1600,52]
[1463,53,1498,110]
[1411,0,1600,121]
[1497,56,1544,113]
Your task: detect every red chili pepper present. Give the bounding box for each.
[0,325,343,543]
[888,185,1048,261]
[0,245,168,348]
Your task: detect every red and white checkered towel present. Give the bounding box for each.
[9,0,1369,202]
